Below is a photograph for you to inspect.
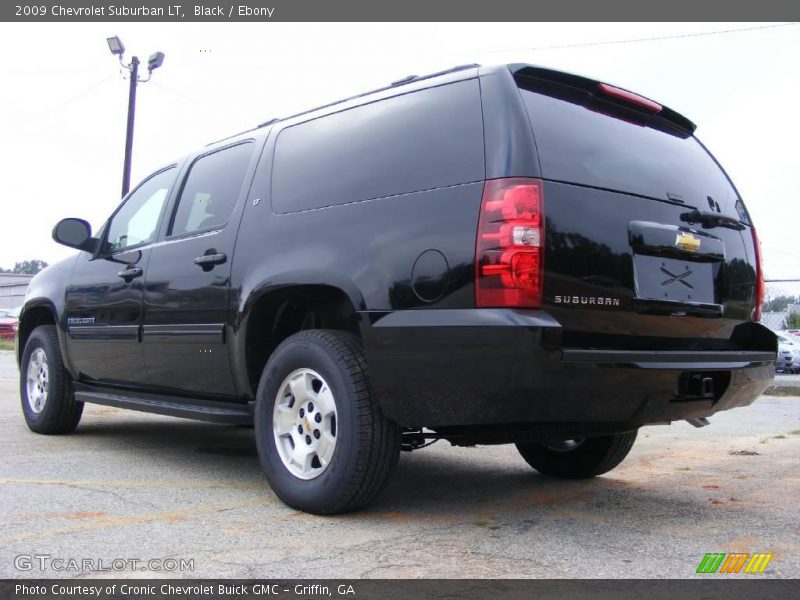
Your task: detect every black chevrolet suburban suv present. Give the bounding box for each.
[17,64,776,514]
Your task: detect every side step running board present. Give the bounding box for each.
[74,386,253,425]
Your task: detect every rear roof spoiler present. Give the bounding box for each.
[508,64,696,135]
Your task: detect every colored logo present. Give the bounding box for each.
[696,552,773,574]
[675,231,701,251]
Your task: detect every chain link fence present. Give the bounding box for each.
[761,279,800,332]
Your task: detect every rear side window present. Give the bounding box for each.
[517,77,739,213]
[271,80,485,213]
[170,142,254,236]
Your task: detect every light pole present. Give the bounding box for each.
[107,36,165,198]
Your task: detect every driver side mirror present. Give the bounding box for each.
[52,218,98,253]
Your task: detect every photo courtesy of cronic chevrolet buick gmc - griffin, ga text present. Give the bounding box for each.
[16,64,776,514]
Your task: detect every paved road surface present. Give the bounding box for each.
[1,350,798,578]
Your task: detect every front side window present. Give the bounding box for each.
[170,142,254,236]
[105,168,176,253]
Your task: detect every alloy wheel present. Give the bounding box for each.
[272,368,338,480]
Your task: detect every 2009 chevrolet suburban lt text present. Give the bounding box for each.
[16,64,776,514]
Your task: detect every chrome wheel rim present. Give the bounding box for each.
[542,438,584,453]
[272,368,337,480]
[26,348,49,414]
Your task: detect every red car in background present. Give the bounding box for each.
[0,306,21,341]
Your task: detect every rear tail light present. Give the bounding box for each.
[475,178,544,308]
[751,227,765,321]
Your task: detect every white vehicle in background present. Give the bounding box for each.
[775,332,800,374]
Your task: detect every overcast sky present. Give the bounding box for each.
[0,22,798,278]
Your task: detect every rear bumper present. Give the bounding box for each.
[361,309,776,428]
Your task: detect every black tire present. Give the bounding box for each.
[254,330,400,514]
[20,325,83,434]
[516,431,637,479]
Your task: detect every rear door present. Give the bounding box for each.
[513,67,758,345]
[141,141,258,397]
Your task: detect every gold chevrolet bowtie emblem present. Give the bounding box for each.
[675,231,701,251]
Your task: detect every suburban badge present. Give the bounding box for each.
[554,295,620,307]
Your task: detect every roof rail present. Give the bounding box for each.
[389,64,480,87]
[206,63,481,147]
[205,117,280,146]
[205,126,261,147]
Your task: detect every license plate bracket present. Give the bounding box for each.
[633,255,717,305]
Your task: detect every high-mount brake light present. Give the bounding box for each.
[751,227,765,321]
[598,82,662,113]
[475,178,545,308]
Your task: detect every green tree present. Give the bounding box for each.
[12,260,49,275]
[785,313,800,329]
[764,295,798,313]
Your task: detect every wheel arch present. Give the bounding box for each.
[17,300,60,367]
[235,277,364,397]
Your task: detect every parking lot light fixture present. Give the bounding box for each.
[147,51,165,72]
[107,37,165,197]
[106,36,125,56]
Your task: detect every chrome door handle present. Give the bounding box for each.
[117,267,143,282]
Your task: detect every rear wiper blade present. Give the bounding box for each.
[679,209,745,231]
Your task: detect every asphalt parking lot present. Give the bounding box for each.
[1,349,799,579]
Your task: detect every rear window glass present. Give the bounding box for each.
[517,77,739,212]
[271,80,484,213]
